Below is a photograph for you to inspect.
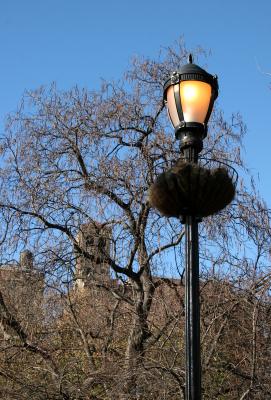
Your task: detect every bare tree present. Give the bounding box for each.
[0,38,270,399]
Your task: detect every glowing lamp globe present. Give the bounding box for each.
[163,55,218,153]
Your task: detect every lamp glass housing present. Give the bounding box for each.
[180,81,212,123]
[164,60,218,135]
[166,85,180,127]
[165,80,213,128]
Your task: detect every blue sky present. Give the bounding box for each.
[1,0,271,203]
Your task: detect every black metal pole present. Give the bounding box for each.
[185,215,201,400]
[182,145,201,400]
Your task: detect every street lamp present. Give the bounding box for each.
[149,54,235,399]
[163,55,218,400]
[163,54,218,162]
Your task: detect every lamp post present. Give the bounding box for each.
[163,55,218,400]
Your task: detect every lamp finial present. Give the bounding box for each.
[188,54,193,64]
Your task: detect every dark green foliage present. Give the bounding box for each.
[149,160,235,218]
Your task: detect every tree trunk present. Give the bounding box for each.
[121,272,154,399]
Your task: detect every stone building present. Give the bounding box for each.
[75,222,111,289]
[0,250,44,337]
